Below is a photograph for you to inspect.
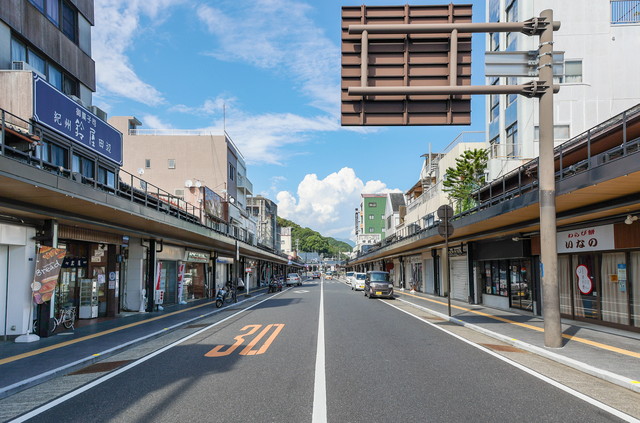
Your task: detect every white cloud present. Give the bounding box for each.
[276,168,401,240]
[93,0,186,106]
[139,114,174,130]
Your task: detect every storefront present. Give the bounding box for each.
[0,223,36,337]
[57,226,124,319]
[406,255,423,292]
[472,239,536,313]
[552,223,640,329]
[157,244,188,305]
[449,245,469,302]
[182,250,210,301]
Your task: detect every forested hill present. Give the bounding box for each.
[277,217,352,258]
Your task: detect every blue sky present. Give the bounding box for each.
[93,0,487,242]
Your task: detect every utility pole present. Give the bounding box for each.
[538,9,562,348]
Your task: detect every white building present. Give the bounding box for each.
[485,0,640,180]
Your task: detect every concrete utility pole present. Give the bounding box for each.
[538,9,562,348]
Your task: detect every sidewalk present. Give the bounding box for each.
[0,295,255,399]
[392,287,640,394]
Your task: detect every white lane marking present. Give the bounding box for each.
[312,277,327,423]
[1,294,262,397]
[381,300,640,423]
[293,290,309,294]
[7,294,277,423]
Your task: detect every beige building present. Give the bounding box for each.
[109,116,254,231]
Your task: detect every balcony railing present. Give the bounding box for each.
[354,104,640,260]
[611,0,640,24]
[0,108,268,250]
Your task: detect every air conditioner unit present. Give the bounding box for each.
[12,61,45,79]
[69,95,84,107]
[89,105,108,121]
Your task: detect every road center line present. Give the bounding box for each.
[312,279,327,423]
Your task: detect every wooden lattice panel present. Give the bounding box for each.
[341,4,473,126]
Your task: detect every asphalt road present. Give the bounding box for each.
[12,277,635,423]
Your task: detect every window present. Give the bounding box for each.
[533,125,570,141]
[555,60,583,84]
[46,0,59,25]
[489,80,499,122]
[145,159,151,168]
[564,60,583,83]
[62,74,78,97]
[505,0,518,48]
[611,0,640,24]
[29,0,76,42]
[168,159,176,169]
[505,123,518,157]
[49,65,62,90]
[368,215,374,220]
[98,166,115,188]
[229,164,236,181]
[10,38,26,63]
[507,77,518,105]
[27,50,46,76]
[490,32,500,51]
[368,228,374,233]
[61,1,77,43]
[72,154,94,178]
[38,140,68,168]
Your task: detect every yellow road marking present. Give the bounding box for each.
[396,291,640,359]
[0,300,218,366]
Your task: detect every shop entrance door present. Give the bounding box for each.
[574,254,600,319]
[509,259,533,311]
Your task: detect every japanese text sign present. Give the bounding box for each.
[557,224,614,253]
[32,75,123,165]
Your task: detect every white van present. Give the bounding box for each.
[346,271,354,285]
[351,272,366,291]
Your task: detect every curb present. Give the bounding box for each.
[0,295,260,399]
[397,298,640,394]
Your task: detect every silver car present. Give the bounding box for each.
[364,271,394,299]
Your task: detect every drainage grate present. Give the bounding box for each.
[68,360,132,375]
[480,343,524,353]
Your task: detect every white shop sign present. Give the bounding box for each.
[557,224,614,254]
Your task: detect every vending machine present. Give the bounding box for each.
[79,278,98,319]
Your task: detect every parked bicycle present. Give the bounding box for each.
[51,305,76,332]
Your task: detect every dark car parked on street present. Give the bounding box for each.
[364,271,394,299]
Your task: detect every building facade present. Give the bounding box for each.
[485,0,640,180]
[247,195,279,251]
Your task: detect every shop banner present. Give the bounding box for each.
[177,263,185,303]
[32,246,67,304]
[557,224,614,254]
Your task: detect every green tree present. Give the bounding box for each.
[442,148,489,213]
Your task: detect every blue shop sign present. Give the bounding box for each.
[32,75,123,165]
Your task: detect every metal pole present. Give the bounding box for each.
[361,30,368,87]
[446,220,451,316]
[538,9,562,348]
